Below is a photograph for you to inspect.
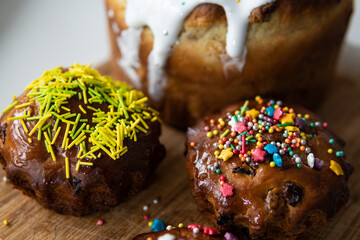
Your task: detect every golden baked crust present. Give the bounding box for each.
[185,98,353,239]
[107,0,353,129]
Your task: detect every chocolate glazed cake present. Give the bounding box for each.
[106,0,353,129]
[0,64,166,216]
[186,97,353,239]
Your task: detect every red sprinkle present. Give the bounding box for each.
[220,176,226,181]
[204,227,219,235]
[188,224,202,230]
[96,220,104,226]
[144,215,149,220]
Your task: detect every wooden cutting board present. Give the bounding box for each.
[0,53,359,240]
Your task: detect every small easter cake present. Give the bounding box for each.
[186,97,353,239]
[0,64,166,216]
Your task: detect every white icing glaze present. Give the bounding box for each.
[118,0,275,100]
[157,233,176,240]
[116,28,142,88]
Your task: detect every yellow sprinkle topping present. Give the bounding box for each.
[5,63,160,176]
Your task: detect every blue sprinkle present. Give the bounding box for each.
[264,144,278,154]
[273,153,282,167]
[266,106,275,117]
[151,219,165,232]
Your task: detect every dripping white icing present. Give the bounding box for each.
[118,0,275,100]
[116,28,142,88]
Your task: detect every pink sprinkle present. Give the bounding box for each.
[249,130,254,135]
[267,102,272,107]
[220,183,234,198]
[144,215,149,220]
[97,220,104,226]
[283,148,288,152]
[241,135,246,154]
[244,153,248,157]
[290,144,296,148]
[293,132,298,137]
[222,137,227,142]
[323,122,328,128]
[260,109,265,114]
[204,126,210,131]
[226,141,231,145]
[262,127,266,131]
[263,141,267,145]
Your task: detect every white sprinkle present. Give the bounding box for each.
[158,233,176,240]
[153,199,159,204]
[142,205,148,211]
[166,225,172,231]
[2,177,7,182]
[307,153,315,168]
[193,227,200,234]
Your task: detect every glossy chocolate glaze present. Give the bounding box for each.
[133,228,225,240]
[186,101,353,239]
[0,91,166,216]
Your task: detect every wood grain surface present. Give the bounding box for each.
[0,56,359,240]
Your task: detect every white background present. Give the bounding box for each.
[0,0,359,111]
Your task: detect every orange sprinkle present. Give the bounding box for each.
[231,131,236,137]
[285,139,291,144]
[217,124,222,130]
[234,139,239,144]
[300,146,306,151]
[190,142,196,147]
[210,119,215,125]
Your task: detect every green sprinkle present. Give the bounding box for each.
[277,123,293,127]
[2,101,18,113]
[220,129,230,139]
[240,100,249,116]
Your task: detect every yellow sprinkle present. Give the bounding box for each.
[28,138,32,143]
[43,132,56,161]
[15,102,32,109]
[61,106,71,112]
[80,146,100,159]
[79,161,93,166]
[83,90,88,104]
[20,119,29,133]
[178,223,184,228]
[28,113,52,136]
[3,220,8,226]
[87,106,98,112]
[270,161,276,167]
[75,161,80,171]
[65,157,70,179]
[62,123,71,149]
[79,105,87,114]
[51,127,62,145]
[68,132,85,149]
[330,160,344,176]
[148,222,153,227]
[65,137,70,151]
[77,146,83,159]
[135,125,147,133]
[285,126,299,132]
